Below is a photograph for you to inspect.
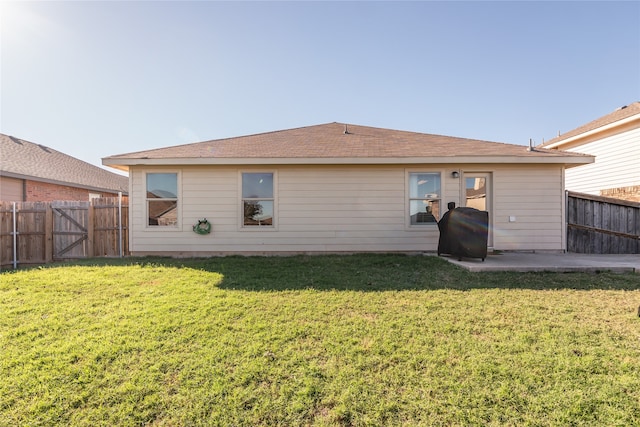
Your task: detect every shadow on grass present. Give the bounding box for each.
[9,253,640,292]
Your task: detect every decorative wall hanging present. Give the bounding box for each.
[192,218,212,235]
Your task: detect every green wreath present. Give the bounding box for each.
[193,218,212,235]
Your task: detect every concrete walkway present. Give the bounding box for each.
[438,252,640,273]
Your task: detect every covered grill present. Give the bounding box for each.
[437,207,489,261]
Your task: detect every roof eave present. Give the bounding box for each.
[0,170,128,194]
[103,155,594,167]
[543,112,640,149]
[102,162,131,173]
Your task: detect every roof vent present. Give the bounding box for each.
[8,136,22,145]
[615,105,628,111]
[343,124,350,135]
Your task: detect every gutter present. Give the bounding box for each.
[103,155,594,168]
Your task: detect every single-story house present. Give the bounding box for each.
[102,122,593,256]
[540,101,640,202]
[1,133,128,201]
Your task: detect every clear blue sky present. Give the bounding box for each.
[2,1,639,172]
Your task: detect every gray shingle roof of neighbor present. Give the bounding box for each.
[541,101,640,147]
[103,122,593,168]
[1,133,128,194]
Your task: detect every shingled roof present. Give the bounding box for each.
[1,133,128,193]
[541,102,640,148]
[103,122,592,169]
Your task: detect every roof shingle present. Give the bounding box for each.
[104,122,590,164]
[1,133,128,193]
[542,102,640,147]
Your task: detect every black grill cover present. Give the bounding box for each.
[437,207,489,261]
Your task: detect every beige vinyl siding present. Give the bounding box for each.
[564,127,640,194]
[128,163,567,254]
[491,164,564,250]
[278,167,414,252]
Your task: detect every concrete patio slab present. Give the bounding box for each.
[438,252,640,273]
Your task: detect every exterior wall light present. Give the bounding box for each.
[451,171,460,178]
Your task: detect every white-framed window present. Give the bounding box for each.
[145,172,179,227]
[408,172,441,226]
[241,172,275,227]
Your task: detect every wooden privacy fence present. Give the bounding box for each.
[0,196,128,269]
[567,191,640,254]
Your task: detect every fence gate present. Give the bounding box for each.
[52,201,90,260]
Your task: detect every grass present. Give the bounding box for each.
[1,254,639,426]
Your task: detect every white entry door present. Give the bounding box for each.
[463,172,492,247]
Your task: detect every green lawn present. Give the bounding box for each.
[1,254,639,426]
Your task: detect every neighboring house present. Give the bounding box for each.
[540,102,640,202]
[102,122,592,255]
[1,133,128,201]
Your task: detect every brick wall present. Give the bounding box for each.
[600,185,640,203]
[25,180,118,202]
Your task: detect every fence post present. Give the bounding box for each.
[45,204,53,263]
[564,190,568,253]
[118,192,123,257]
[87,201,95,258]
[12,202,17,269]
